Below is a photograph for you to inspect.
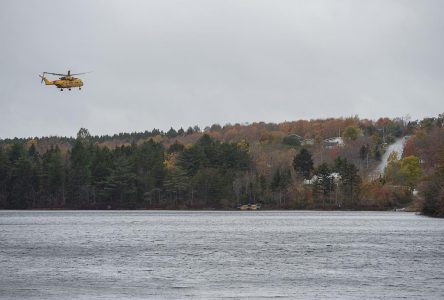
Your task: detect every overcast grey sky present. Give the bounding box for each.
[0,0,443,138]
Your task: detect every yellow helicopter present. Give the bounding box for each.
[39,70,90,91]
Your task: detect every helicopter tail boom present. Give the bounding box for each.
[39,74,54,85]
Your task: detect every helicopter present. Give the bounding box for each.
[39,70,90,91]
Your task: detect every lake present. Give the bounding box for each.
[0,211,443,299]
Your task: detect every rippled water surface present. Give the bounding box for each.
[1,211,443,299]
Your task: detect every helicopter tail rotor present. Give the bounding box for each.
[39,73,54,85]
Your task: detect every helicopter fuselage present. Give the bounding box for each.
[53,78,83,89]
[40,75,83,90]
[40,70,90,91]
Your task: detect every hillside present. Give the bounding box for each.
[0,115,443,215]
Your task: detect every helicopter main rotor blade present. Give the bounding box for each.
[70,71,93,76]
[42,71,93,77]
[43,72,67,76]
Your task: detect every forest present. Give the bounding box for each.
[0,115,443,217]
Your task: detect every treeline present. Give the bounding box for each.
[0,129,250,209]
[0,116,413,155]
[0,128,387,210]
[0,129,360,209]
[0,128,361,209]
[0,115,443,214]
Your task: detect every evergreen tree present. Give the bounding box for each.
[314,163,335,208]
[67,132,94,208]
[334,157,361,208]
[293,148,314,180]
[178,145,207,176]
[166,127,178,138]
[186,126,194,135]
[7,144,36,208]
[0,147,8,208]
[41,146,65,207]
[103,155,137,208]
[134,140,165,193]
[164,167,190,206]
[168,141,185,153]
[90,146,113,208]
